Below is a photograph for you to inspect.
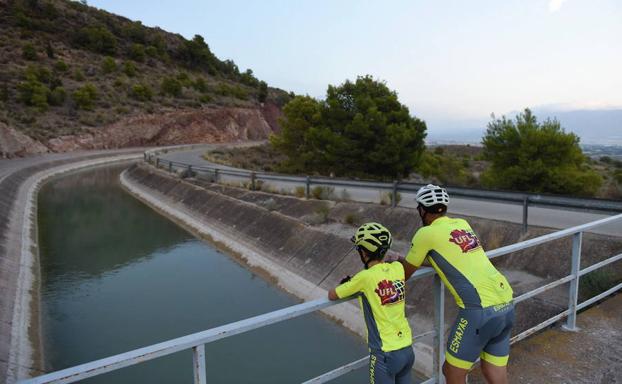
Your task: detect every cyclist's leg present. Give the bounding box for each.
[480,306,515,384]
[480,360,508,384]
[393,347,415,384]
[369,352,393,384]
[444,310,484,384]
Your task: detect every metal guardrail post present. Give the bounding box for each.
[193,344,206,384]
[522,196,529,233]
[187,165,193,178]
[306,176,311,199]
[156,158,160,168]
[214,169,219,182]
[168,161,173,173]
[433,274,445,384]
[251,172,256,190]
[392,180,398,208]
[563,232,583,331]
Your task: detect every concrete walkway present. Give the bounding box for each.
[468,293,622,383]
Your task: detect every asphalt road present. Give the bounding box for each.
[159,146,622,237]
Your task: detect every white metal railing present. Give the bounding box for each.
[19,213,622,384]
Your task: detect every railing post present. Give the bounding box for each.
[391,180,398,208]
[305,176,311,199]
[193,344,207,384]
[168,161,173,172]
[187,165,193,178]
[156,158,159,168]
[251,172,256,190]
[433,274,445,384]
[563,232,583,331]
[522,196,529,234]
[214,168,219,182]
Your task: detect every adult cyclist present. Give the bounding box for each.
[398,184,514,384]
[328,223,415,384]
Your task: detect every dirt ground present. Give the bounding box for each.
[468,293,622,384]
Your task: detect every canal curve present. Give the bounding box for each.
[38,165,368,383]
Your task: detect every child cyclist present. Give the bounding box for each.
[328,223,414,384]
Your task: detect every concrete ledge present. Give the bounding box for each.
[1,154,141,383]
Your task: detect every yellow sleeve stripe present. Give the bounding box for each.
[480,352,509,367]
[444,352,474,370]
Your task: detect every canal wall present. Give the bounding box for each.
[0,152,142,383]
[121,162,622,377]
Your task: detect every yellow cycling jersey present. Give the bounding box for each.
[405,216,513,309]
[335,262,412,353]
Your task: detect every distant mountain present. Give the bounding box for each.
[531,108,622,145]
[425,108,622,146]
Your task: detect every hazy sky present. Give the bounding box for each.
[89,0,621,134]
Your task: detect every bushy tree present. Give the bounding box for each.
[192,76,209,93]
[129,43,145,62]
[481,109,602,196]
[160,77,182,97]
[240,69,259,87]
[18,77,49,111]
[178,34,218,71]
[101,56,116,74]
[74,25,117,55]
[123,61,136,77]
[258,80,268,103]
[54,60,69,72]
[48,87,65,106]
[22,43,38,60]
[271,75,427,178]
[130,83,153,101]
[72,84,97,110]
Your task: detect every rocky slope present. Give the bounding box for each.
[0,0,288,157]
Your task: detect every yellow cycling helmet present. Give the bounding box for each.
[350,222,392,257]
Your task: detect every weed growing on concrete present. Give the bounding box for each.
[379,191,401,206]
[344,213,359,226]
[294,186,306,198]
[311,186,334,200]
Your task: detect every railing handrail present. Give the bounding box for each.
[148,153,622,212]
[19,211,622,384]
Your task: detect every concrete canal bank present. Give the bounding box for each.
[121,162,622,377]
[0,151,142,383]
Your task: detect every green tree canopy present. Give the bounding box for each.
[270,76,427,178]
[481,108,602,196]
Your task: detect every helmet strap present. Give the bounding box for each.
[359,251,370,269]
[418,205,430,226]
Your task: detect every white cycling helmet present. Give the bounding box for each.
[415,184,449,207]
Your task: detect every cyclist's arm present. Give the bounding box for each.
[396,257,418,280]
[402,230,429,280]
[328,273,363,300]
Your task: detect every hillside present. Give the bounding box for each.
[0,0,291,157]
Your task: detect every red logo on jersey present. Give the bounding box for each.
[375,280,400,305]
[449,229,480,253]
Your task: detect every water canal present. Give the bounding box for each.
[38,165,369,383]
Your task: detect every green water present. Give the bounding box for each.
[38,165,369,383]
